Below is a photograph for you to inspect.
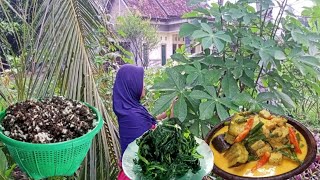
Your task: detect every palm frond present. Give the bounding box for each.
[0,0,120,178]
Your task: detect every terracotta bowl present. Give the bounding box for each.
[204,115,317,180]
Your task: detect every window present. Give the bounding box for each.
[172,44,177,54]
[165,36,167,41]
[161,44,167,66]
[191,47,196,54]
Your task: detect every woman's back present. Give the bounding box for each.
[112,64,156,157]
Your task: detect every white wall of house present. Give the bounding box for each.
[149,32,188,66]
[149,32,165,61]
[149,31,202,66]
[108,0,203,67]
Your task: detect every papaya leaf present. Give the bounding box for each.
[261,103,285,115]
[192,30,209,39]
[174,95,188,122]
[166,68,185,90]
[189,120,200,137]
[190,90,212,100]
[297,55,320,68]
[216,103,229,120]
[152,92,178,116]
[275,90,296,109]
[202,37,213,49]
[201,23,213,34]
[204,86,217,98]
[199,101,215,120]
[232,92,254,107]
[205,69,224,84]
[239,74,255,88]
[215,31,232,42]
[171,53,189,63]
[274,50,286,60]
[213,37,224,52]
[256,92,277,102]
[221,72,238,98]
[179,23,199,37]
[201,122,211,138]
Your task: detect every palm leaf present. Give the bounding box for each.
[0,0,120,179]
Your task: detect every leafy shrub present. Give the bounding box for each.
[151,0,320,137]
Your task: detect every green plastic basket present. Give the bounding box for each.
[0,103,104,179]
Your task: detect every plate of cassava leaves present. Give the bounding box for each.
[205,110,317,180]
[122,118,214,180]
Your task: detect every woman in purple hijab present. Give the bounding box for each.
[113,64,172,179]
[112,64,173,180]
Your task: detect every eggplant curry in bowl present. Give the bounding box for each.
[205,110,317,180]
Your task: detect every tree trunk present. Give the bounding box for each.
[135,48,138,65]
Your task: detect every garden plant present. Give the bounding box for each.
[152,0,320,138]
[150,0,320,178]
[0,0,121,179]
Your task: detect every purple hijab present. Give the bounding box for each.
[112,64,156,157]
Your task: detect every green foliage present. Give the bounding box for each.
[302,5,320,32]
[0,70,18,110]
[0,21,20,35]
[92,27,134,125]
[283,4,320,127]
[0,0,121,179]
[152,0,320,137]
[0,145,16,180]
[94,67,118,123]
[134,118,201,180]
[142,67,166,111]
[116,13,159,67]
[0,1,23,57]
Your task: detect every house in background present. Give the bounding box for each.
[107,0,203,67]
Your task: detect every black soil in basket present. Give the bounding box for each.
[0,96,97,143]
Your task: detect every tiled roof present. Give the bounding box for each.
[156,0,192,17]
[123,0,192,20]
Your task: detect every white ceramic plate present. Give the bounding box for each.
[122,136,214,180]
